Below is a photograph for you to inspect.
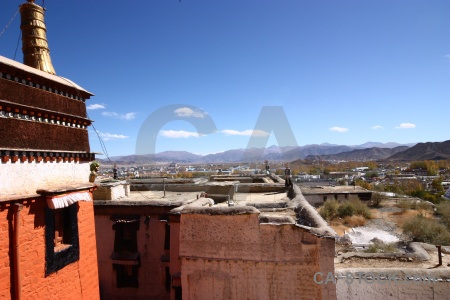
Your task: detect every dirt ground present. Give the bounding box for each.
[329,198,450,270]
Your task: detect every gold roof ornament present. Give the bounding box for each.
[20,0,56,75]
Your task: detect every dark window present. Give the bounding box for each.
[165,267,171,292]
[174,287,182,300]
[113,264,139,288]
[164,222,170,250]
[45,204,79,276]
[54,207,73,251]
[112,217,140,288]
[113,221,139,252]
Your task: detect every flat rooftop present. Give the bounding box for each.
[92,175,337,237]
[300,185,371,195]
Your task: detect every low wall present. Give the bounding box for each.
[92,181,130,200]
[335,268,450,300]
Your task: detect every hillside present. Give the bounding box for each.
[305,146,409,161]
[388,140,450,161]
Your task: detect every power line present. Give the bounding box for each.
[13,31,21,60]
[0,8,19,38]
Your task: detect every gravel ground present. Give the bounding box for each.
[377,206,402,213]
[366,217,398,233]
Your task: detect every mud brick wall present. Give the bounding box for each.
[179,211,336,300]
[0,197,99,300]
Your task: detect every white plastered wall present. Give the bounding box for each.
[0,160,90,196]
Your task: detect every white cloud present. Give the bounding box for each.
[174,107,207,118]
[97,132,128,141]
[102,111,136,120]
[122,112,136,120]
[160,130,200,138]
[371,125,384,130]
[396,123,416,129]
[221,129,270,137]
[86,103,105,110]
[329,127,349,133]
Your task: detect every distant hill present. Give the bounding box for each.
[199,146,298,163]
[388,140,450,161]
[354,141,416,149]
[282,144,355,160]
[101,151,203,164]
[98,141,419,164]
[305,146,409,161]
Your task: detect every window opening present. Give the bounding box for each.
[45,203,79,276]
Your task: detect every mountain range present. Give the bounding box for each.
[388,140,450,161]
[95,141,450,164]
[304,146,410,161]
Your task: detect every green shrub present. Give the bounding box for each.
[398,199,433,213]
[436,202,450,229]
[319,199,339,221]
[369,192,385,207]
[337,204,355,218]
[319,197,371,221]
[347,197,372,219]
[402,214,450,245]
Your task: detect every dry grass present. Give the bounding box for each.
[390,209,433,228]
[364,242,399,253]
[330,223,350,236]
[328,216,367,235]
[343,215,367,227]
[395,199,433,214]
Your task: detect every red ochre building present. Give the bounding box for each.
[93,177,337,300]
[0,1,99,299]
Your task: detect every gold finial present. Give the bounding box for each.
[20,0,56,74]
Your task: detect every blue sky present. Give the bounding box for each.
[1,0,449,157]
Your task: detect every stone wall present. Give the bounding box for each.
[179,207,336,300]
